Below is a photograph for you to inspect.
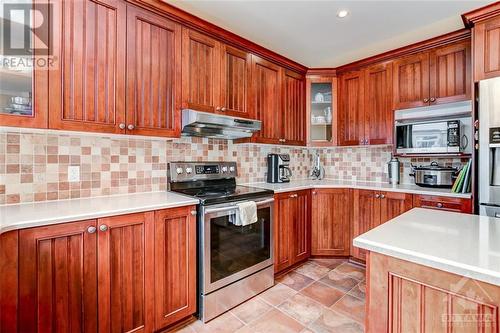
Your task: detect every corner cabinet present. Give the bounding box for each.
[338,70,365,146]
[307,76,337,146]
[13,206,197,333]
[274,190,311,273]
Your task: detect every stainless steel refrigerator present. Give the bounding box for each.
[479,77,500,217]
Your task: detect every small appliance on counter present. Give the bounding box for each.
[387,155,400,184]
[267,154,292,183]
[409,161,458,188]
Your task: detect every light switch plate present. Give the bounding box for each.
[68,166,80,182]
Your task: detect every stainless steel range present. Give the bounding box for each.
[168,161,275,322]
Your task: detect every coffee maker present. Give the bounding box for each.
[267,154,292,183]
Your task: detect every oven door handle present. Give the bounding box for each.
[204,198,274,214]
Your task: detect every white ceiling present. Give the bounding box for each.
[165,0,491,68]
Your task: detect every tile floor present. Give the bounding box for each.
[172,259,366,333]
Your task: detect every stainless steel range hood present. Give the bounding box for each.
[181,109,261,140]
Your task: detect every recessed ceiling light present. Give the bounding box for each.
[337,9,349,18]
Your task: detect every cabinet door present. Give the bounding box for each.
[154,206,196,330]
[413,195,472,213]
[19,220,98,333]
[126,6,181,137]
[282,70,306,146]
[379,191,413,224]
[251,55,282,144]
[430,41,471,105]
[364,62,393,145]
[352,189,380,261]
[97,212,154,333]
[220,45,251,118]
[181,29,220,113]
[49,0,127,133]
[274,193,294,273]
[474,16,500,81]
[338,70,365,146]
[311,189,351,256]
[291,190,310,264]
[393,52,430,110]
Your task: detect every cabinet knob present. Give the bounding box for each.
[191,210,197,216]
[312,191,317,195]
[87,226,96,234]
[216,106,221,111]
[221,107,227,112]
[430,97,436,103]
[436,203,443,208]
[99,224,108,232]
[119,123,126,130]
[380,194,385,199]
[127,124,135,130]
[375,194,380,198]
[424,98,429,103]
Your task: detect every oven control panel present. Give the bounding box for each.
[168,162,237,182]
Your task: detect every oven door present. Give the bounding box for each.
[396,121,449,154]
[201,197,274,294]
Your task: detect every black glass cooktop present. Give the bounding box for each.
[172,184,273,205]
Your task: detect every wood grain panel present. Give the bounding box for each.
[251,55,282,144]
[18,220,98,333]
[367,252,500,333]
[338,70,365,146]
[0,231,19,333]
[49,0,126,133]
[274,192,293,273]
[220,45,251,118]
[154,206,196,329]
[311,188,351,256]
[474,16,500,81]
[126,5,181,137]
[282,70,306,146]
[430,41,471,105]
[97,212,154,333]
[393,52,430,110]
[379,191,413,224]
[351,189,380,261]
[364,62,393,145]
[181,28,220,113]
[413,195,473,214]
[292,190,310,263]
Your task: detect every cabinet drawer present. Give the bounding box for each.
[413,195,472,213]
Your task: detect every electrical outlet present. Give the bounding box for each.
[68,166,80,182]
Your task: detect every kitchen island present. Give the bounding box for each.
[354,208,500,332]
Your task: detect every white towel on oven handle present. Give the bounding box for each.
[233,201,258,226]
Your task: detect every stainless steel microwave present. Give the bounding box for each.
[394,101,473,155]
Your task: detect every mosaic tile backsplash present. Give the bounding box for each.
[0,127,468,205]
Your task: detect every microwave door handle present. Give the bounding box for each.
[461,134,469,150]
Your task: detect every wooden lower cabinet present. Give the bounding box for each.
[311,188,351,256]
[413,195,473,213]
[367,252,500,333]
[351,190,412,261]
[14,206,197,333]
[154,207,197,330]
[274,190,311,273]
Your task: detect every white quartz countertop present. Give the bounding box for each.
[245,179,471,198]
[354,208,500,286]
[0,191,199,234]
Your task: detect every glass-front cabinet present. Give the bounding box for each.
[307,77,336,145]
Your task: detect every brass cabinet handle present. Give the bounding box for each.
[216,106,221,111]
[430,97,436,102]
[221,107,227,112]
[119,123,126,130]
[99,225,108,232]
[87,226,96,234]
[424,98,429,103]
[127,124,135,130]
[380,194,385,199]
[375,194,380,198]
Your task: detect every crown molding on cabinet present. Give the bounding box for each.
[462,1,500,27]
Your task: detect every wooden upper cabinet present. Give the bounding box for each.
[473,16,500,81]
[338,70,365,146]
[49,0,127,133]
[97,212,154,333]
[18,220,98,333]
[154,206,196,329]
[126,5,182,137]
[282,70,306,145]
[364,62,393,145]
[311,189,351,256]
[393,52,430,110]
[181,29,220,113]
[251,55,282,144]
[292,190,310,263]
[220,45,251,117]
[430,41,471,105]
